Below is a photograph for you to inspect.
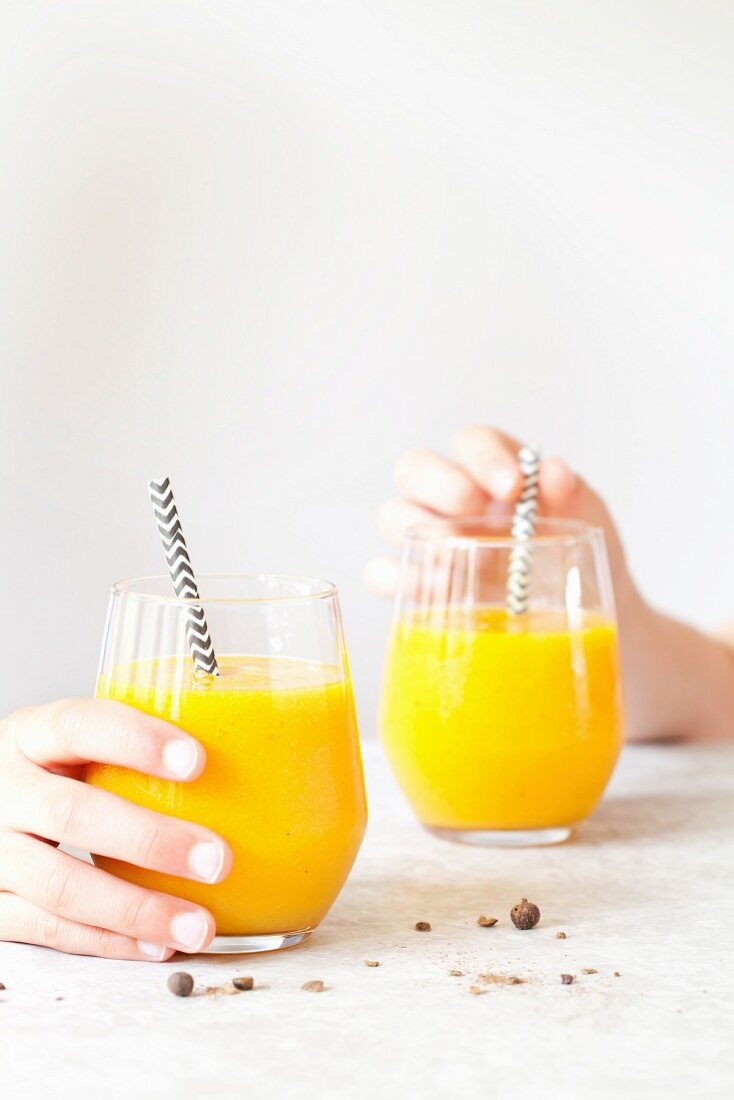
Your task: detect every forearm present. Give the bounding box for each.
[616,578,734,741]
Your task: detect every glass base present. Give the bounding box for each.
[426,824,576,847]
[202,929,313,955]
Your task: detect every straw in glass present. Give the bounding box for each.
[506,446,541,616]
[147,476,220,675]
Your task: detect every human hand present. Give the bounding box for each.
[368,425,734,742]
[0,699,232,960]
[367,424,632,602]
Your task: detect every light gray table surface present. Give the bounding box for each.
[1,739,733,1100]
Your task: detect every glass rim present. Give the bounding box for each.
[111,573,338,606]
[404,515,604,548]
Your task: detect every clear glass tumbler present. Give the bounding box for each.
[380,518,624,846]
[85,574,368,953]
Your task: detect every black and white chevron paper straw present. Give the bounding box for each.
[506,446,541,617]
[148,477,219,675]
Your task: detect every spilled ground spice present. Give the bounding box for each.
[477,972,524,986]
[448,969,464,977]
[469,985,486,996]
[302,980,326,993]
[364,960,380,967]
[555,932,567,940]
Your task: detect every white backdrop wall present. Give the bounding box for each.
[2,1,733,734]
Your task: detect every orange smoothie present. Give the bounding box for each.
[85,655,367,936]
[380,607,623,832]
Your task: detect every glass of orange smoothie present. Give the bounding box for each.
[85,574,367,953]
[380,518,624,846]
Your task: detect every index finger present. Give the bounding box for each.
[12,699,205,783]
[452,425,523,501]
[394,448,488,516]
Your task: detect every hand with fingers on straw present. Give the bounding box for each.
[368,424,734,743]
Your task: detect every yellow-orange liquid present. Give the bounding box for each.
[85,656,367,935]
[380,608,623,831]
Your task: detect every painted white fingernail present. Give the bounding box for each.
[171,911,209,952]
[162,739,199,780]
[137,940,169,961]
[489,466,517,500]
[188,841,224,883]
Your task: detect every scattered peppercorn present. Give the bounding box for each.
[555,932,567,940]
[167,972,194,998]
[448,969,464,977]
[476,916,498,927]
[510,898,541,930]
[232,976,254,991]
[302,980,325,992]
[0,982,5,991]
[561,974,575,985]
[581,968,598,975]
[614,971,621,977]
[414,921,432,932]
[364,960,380,967]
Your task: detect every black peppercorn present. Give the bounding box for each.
[167,972,194,997]
[510,898,541,930]
[232,976,254,991]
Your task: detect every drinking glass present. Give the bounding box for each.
[85,574,367,953]
[380,518,624,846]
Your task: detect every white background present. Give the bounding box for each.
[1,1,732,732]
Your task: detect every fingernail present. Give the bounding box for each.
[488,465,518,501]
[556,460,578,493]
[162,739,199,780]
[542,457,578,499]
[171,911,210,952]
[137,940,169,961]
[188,841,224,883]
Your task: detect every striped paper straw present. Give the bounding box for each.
[148,477,220,675]
[506,446,541,617]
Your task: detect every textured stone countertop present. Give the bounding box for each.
[1,740,733,1099]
